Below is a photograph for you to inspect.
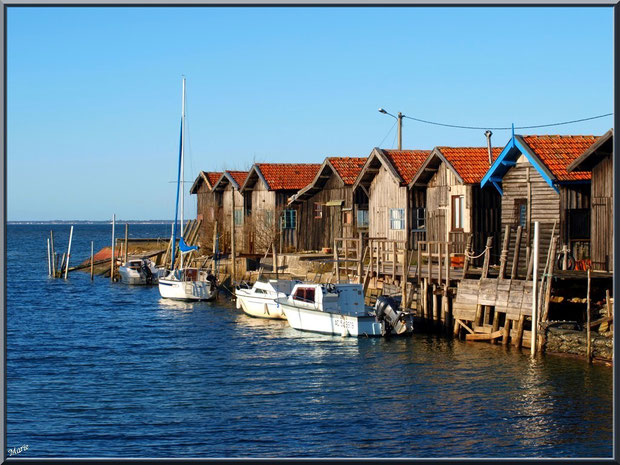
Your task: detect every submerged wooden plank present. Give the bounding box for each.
[465,330,503,341]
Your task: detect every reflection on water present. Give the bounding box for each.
[6,225,614,459]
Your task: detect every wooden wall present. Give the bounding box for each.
[591,153,613,271]
[425,163,471,242]
[195,183,220,251]
[294,174,353,251]
[220,185,245,254]
[368,165,408,243]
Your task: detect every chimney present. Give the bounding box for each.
[484,130,493,165]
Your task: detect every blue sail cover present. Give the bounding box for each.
[179,237,199,254]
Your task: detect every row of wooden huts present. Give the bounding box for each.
[190,128,614,272]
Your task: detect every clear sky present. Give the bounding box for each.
[7,6,613,221]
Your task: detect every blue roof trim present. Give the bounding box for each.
[480,135,559,194]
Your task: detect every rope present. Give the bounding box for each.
[464,245,491,260]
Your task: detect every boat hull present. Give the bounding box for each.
[281,302,383,337]
[235,290,286,319]
[158,279,217,301]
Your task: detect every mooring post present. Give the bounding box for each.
[231,191,236,285]
[273,242,279,280]
[499,225,510,279]
[212,220,218,275]
[531,221,539,356]
[47,238,52,277]
[124,223,129,265]
[110,214,116,282]
[586,269,592,363]
[64,225,74,279]
[511,226,522,279]
[50,230,56,278]
[90,241,94,281]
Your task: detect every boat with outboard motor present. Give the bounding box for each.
[275,282,414,337]
[118,257,165,285]
[235,279,302,319]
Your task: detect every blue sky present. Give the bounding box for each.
[7,6,613,221]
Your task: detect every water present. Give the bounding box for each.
[6,224,614,458]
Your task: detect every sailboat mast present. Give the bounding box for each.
[180,76,186,270]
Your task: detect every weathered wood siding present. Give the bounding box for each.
[195,184,220,250]
[472,185,501,263]
[368,165,408,242]
[425,163,471,242]
[294,174,353,251]
[221,185,245,253]
[591,153,613,271]
[247,181,277,253]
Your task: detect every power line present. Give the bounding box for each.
[377,119,397,147]
[401,112,613,131]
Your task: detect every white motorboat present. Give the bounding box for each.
[158,76,217,302]
[276,283,414,337]
[234,279,301,319]
[118,258,165,285]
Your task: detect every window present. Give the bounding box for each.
[281,209,297,229]
[264,210,273,227]
[357,209,369,228]
[234,208,243,226]
[293,287,315,303]
[389,208,405,230]
[343,211,352,225]
[415,207,425,230]
[314,203,323,219]
[451,195,465,230]
[514,199,527,228]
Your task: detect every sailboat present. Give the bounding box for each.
[158,77,218,301]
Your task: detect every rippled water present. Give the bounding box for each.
[6,224,614,458]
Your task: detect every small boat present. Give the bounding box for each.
[158,76,217,302]
[118,257,165,285]
[235,279,301,319]
[276,283,414,337]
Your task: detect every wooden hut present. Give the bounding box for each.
[211,170,249,254]
[189,171,223,249]
[481,134,597,268]
[240,163,321,253]
[408,146,502,258]
[352,148,431,247]
[287,156,367,251]
[567,129,614,272]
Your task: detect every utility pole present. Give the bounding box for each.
[397,112,403,150]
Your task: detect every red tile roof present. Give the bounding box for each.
[256,163,322,190]
[206,172,223,188]
[521,135,596,181]
[437,147,503,184]
[226,170,249,188]
[328,157,367,185]
[382,150,432,184]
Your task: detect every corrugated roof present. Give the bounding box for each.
[382,150,432,184]
[256,163,322,190]
[437,147,503,184]
[521,135,595,181]
[328,157,367,185]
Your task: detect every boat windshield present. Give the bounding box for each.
[292,287,315,303]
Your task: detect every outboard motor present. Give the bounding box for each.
[141,260,154,284]
[375,295,414,336]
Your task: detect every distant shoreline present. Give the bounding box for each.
[7,220,175,225]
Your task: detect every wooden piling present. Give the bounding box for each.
[231,191,236,284]
[482,236,493,279]
[562,245,568,270]
[502,318,511,345]
[417,244,422,285]
[110,214,116,281]
[499,225,510,279]
[606,290,612,317]
[47,238,51,276]
[531,221,539,356]
[212,220,218,274]
[273,242,279,280]
[333,240,340,283]
[124,223,129,264]
[462,235,473,278]
[50,230,56,278]
[64,225,74,279]
[540,236,558,323]
[392,241,396,282]
[90,241,94,280]
[428,243,433,284]
[586,269,592,363]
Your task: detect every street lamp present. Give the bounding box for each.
[378,108,404,150]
